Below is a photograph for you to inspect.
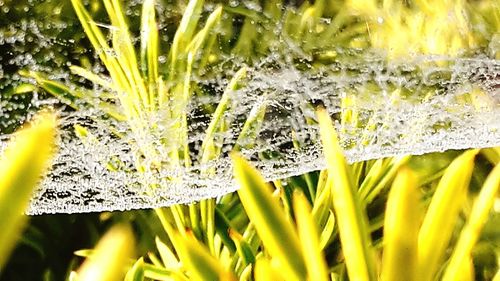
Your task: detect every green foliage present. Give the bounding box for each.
[72,224,135,281]
[76,111,495,281]
[1,0,498,280]
[0,113,56,270]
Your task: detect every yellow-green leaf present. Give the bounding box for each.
[140,0,159,90]
[201,67,247,164]
[417,149,478,281]
[77,224,135,281]
[293,191,329,281]
[231,153,307,281]
[316,108,376,281]
[172,231,235,281]
[442,161,500,281]
[381,167,420,281]
[0,112,56,269]
[228,229,255,267]
[125,257,145,281]
[254,257,283,281]
[155,237,180,269]
[13,83,37,94]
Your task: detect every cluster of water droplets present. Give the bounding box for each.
[0,1,498,214]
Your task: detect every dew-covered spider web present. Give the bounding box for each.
[0,0,498,214]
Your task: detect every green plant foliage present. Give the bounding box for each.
[417,149,478,281]
[0,112,56,270]
[443,162,500,281]
[317,108,376,281]
[380,166,420,281]
[22,0,255,182]
[232,152,307,281]
[71,224,135,281]
[2,0,498,280]
[103,111,497,281]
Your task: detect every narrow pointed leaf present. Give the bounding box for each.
[316,108,376,281]
[418,150,478,281]
[173,231,235,281]
[293,191,329,281]
[319,210,336,250]
[77,224,135,281]
[232,153,307,281]
[155,237,180,269]
[0,113,56,269]
[125,257,145,281]
[70,65,114,91]
[229,229,256,267]
[201,67,247,163]
[442,162,500,281]
[381,167,420,281]
[214,207,237,253]
[238,264,253,281]
[143,263,188,281]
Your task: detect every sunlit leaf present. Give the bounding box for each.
[293,191,329,281]
[77,224,135,281]
[125,257,145,281]
[317,108,376,281]
[417,149,478,281]
[172,231,236,281]
[231,153,307,281]
[442,161,500,281]
[0,112,56,269]
[381,167,420,281]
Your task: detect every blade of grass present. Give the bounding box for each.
[214,207,237,253]
[201,67,247,164]
[363,155,411,205]
[146,253,163,268]
[311,172,331,224]
[239,264,253,281]
[233,98,267,152]
[317,108,376,281]
[23,71,126,121]
[319,210,336,250]
[70,0,140,118]
[187,6,223,58]
[104,0,149,109]
[143,263,188,281]
[228,229,256,268]
[169,0,204,76]
[70,65,115,91]
[155,237,180,269]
